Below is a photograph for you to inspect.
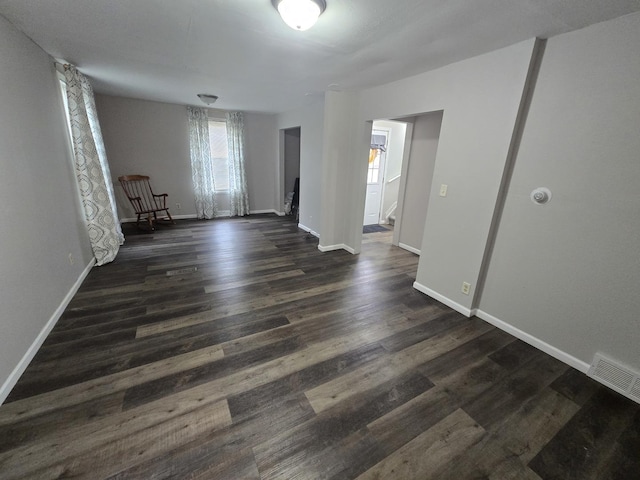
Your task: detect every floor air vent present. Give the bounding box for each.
[588,353,640,404]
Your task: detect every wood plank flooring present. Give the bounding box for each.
[1,215,638,479]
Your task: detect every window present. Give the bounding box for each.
[208,119,230,192]
[367,131,387,184]
[367,148,381,184]
[58,75,74,140]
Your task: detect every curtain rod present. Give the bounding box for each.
[53,61,63,72]
[53,61,72,74]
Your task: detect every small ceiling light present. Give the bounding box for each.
[197,94,218,105]
[272,0,326,31]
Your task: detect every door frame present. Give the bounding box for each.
[364,128,390,225]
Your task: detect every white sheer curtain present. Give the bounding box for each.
[187,107,217,219]
[63,65,124,266]
[226,112,250,216]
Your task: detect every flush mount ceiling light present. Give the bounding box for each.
[272,0,326,31]
[197,94,218,105]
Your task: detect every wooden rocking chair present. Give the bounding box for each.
[118,175,175,231]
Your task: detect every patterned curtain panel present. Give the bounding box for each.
[64,65,124,266]
[187,107,217,219]
[226,112,250,216]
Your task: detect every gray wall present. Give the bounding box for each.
[243,112,279,213]
[95,94,279,218]
[320,91,359,249]
[314,13,640,375]
[396,112,442,252]
[338,39,536,300]
[277,100,325,236]
[0,16,93,400]
[95,95,194,218]
[479,13,640,371]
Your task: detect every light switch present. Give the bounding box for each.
[439,184,448,197]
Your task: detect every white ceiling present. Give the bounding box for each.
[1,0,639,113]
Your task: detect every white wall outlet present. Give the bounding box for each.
[175,203,181,210]
[439,184,448,197]
[461,282,471,295]
[68,253,75,265]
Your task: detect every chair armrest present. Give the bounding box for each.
[153,193,169,208]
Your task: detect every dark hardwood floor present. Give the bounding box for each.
[1,215,638,479]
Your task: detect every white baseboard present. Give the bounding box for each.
[412,281,475,317]
[298,223,319,238]
[399,243,421,255]
[0,258,96,404]
[318,243,356,254]
[120,214,197,223]
[250,209,284,216]
[410,282,590,374]
[122,211,284,223]
[475,310,590,373]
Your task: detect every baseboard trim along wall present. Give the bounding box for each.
[121,210,284,224]
[120,214,198,223]
[318,243,356,254]
[475,310,590,373]
[412,281,590,374]
[250,209,285,216]
[412,282,590,374]
[298,223,319,238]
[413,281,475,317]
[0,257,96,404]
[399,243,421,255]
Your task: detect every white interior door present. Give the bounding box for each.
[363,130,387,225]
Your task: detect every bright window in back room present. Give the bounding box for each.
[367,147,381,184]
[208,119,230,192]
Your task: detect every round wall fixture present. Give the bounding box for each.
[530,187,552,205]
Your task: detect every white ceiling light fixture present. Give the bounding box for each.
[272,0,326,31]
[197,94,218,105]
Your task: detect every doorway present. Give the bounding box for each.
[363,129,388,225]
[283,127,301,217]
[391,111,444,255]
[363,121,409,228]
